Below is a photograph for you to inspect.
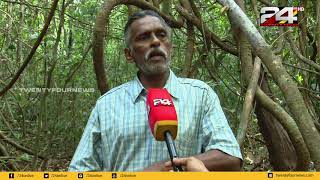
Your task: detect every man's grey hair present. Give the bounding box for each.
[124,10,171,48]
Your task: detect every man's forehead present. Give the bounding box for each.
[129,16,167,34]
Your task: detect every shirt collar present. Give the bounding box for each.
[129,69,181,103]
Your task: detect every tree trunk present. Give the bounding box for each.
[233,0,296,170]
[255,72,297,170]
[217,0,320,170]
[232,0,311,170]
[316,0,320,58]
[180,0,195,77]
[161,0,172,15]
[16,0,25,65]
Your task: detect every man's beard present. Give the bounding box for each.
[136,47,170,76]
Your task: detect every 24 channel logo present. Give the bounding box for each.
[260,7,304,26]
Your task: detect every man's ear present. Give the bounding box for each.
[124,48,134,63]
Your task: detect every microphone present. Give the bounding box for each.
[146,88,183,172]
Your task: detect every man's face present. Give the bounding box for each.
[125,16,172,76]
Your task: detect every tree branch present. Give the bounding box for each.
[0,0,92,28]
[237,57,261,146]
[175,5,238,55]
[216,0,320,170]
[180,0,195,77]
[0,0,60,97]
[0,131,45,160]
[283,62,320,76]
[316,0,320,59]
[256,0,274,6]
[0,141,18,170]
[287,33,320,72]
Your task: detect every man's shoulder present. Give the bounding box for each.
[177,77,211,91]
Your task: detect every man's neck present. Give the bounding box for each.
[138,70,170,89]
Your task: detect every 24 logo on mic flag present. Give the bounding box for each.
[260,7,304,26]
[153,98,172,106]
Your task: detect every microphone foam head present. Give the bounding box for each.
[147,88,178,141]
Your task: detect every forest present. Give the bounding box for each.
[0,0,319,171]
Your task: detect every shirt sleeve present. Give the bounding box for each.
[68,104,103,171]
[200,87,243,160]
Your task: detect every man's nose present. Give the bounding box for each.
[150,33,160,47]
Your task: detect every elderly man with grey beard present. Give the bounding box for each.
[69,10,242,172]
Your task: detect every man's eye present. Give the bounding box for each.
[137,34,149,41]
[157,32,167,38]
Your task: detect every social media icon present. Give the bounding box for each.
[9,173,14,179]
[112,173,117,179]
[78,173,83,179]
[44,173,49,178]
[268,172,273,178]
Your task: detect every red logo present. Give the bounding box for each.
[260,7,304,26]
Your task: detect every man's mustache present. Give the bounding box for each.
[145,48,168,61]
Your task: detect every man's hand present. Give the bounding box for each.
[143,161,167,171]
[164,157,209,172]
[195,149,242,171]
[143,150,241,171]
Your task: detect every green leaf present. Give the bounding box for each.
[296,74,303,84]
[30,33,38,40]
[19,154,32,162]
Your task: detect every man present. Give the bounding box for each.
[69,10,242,171]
